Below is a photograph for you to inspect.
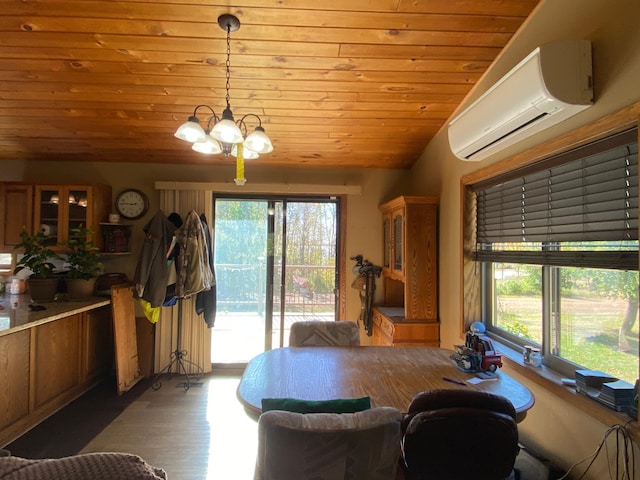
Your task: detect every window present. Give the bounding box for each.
[473,129,639,383]
[0,253,12,275]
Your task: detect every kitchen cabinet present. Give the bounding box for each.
[374,196,439,346]
[0,183,33,250]
[0,330,30,431]
[32,313,82,409]
[0,298,112,446]
[33,184,111,250]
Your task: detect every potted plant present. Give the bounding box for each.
[63,225,103,300]
[13,227,61,303]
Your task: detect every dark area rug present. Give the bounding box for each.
[4,376,151,459]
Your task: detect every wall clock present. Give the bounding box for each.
[115,189,149,220]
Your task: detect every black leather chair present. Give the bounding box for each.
[400,389,519,480]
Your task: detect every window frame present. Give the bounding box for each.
[483,259,640,379]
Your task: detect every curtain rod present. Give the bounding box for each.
[154,181,362,195]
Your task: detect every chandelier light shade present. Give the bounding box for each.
[192,136,222,154]
[231,144,259,159]
[210,113,244,144]
[174,116,206,143]
[244,126,274,154]
[173,13,273,182]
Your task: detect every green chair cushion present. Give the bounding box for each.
[261,396,371,414]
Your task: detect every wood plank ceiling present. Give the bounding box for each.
[0,0,540,170]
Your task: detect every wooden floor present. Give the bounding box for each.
[81,373,258,480]
[67,369,548,480]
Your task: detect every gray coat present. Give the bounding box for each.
[133,211,177,308]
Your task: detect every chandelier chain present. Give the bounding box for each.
[225,24,231,108]
[174,13,272,169]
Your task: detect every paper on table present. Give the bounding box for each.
[467,374,498,384]
[467,377,485,385]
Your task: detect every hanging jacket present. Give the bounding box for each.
[133,210,178,308]
[175,210,214,298]
[162,212,183,306]
[196,213,217,328]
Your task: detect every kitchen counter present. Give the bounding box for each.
[0,292,113,446]
[0,292,110,337]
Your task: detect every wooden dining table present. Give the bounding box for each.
[237,346,534,421]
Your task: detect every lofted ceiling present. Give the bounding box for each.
[0,0,540,170]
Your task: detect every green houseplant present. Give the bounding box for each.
[63,225,103,300]
[14,227,61,302]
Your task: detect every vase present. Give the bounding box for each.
[27,277,59,303]
[65,277,97,301]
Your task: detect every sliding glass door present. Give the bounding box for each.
[211,196,339,366]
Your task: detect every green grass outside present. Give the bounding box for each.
[497,296,639,384]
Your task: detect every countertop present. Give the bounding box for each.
[0,292,111,337]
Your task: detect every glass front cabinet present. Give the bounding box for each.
[392,210,403,273]
[381,206,405,281]
[382,213,391,272]
[33,184,111,250]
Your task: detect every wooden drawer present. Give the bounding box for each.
[372,307,439,347]
[373,310,394,338]
[393,322,439,346]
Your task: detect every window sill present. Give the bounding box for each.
[494,341,640,440]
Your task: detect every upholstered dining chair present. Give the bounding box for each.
[254,406,402,480]
[400,389,519,480]
[289,320,361,347]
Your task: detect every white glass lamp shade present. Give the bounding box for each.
[192,136,222,154]
[211,119,244,144]
[244,127,273,154]
[231,144,259,159]
[174,117,206,143]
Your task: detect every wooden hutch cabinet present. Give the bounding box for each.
[373,195,439,346]
[0,183,111,251]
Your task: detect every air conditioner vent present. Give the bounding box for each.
[448,40,593,162]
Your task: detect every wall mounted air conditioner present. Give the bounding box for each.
[448,39,593,161]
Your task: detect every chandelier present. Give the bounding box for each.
[174,14,273,185]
